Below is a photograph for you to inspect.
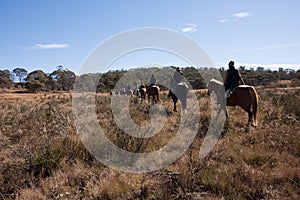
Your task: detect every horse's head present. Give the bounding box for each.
[207,81,212,95]
[207,79,223,95]
[207,87,210,95]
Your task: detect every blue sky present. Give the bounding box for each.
[1,0,299,74]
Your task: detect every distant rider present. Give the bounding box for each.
[170,66,184,90]
[134,82,139,95]
[139,81,145,89]
[147,74,157,93]
[149,74,157,87]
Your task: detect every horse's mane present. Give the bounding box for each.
[209,78,223,85]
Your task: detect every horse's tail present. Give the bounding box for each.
[181,95,187,110]
[156,87,160,102]
[250,86,258,126]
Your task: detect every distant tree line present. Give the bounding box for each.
[0,66,76,92]
[222,66,300,86]
[0,66,299,92]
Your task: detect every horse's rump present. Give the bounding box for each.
[139,87,146,93]
[169,82,189,111]
[150,85,160,90]
[227,85,258,126]
[172,82,188,97]
[147,85,160,95]
[147,85,160,103]
[139,87,146,100]
[227,85,257,106]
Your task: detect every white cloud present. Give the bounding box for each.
[34,43,69,50]
[219,19,228,23]
[181,23,197,33]
[218,12,251,23]
[232,12,251,18]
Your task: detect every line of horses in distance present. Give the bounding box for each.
[110,79,259,127]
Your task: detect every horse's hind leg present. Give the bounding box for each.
[240,104,253,126]
[173,97,178,112]
[179,97,186,111]
[247,110,258,127]
[246,107,258,127]
[249,111,258,127]
[252,115,258,127]
[247,111,253,126]
[173,102,177,112]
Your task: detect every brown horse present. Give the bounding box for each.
[147,85,160,104]
[139,87,146,101]
[207,79,258,126]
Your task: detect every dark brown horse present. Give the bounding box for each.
[207,79,258,126]
[168,79,189,112]
[139,87,146,101]
[147,85,160,104]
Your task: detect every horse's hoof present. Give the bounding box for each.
[252,123,257,127]
[248,121,257,127]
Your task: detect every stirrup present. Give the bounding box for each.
[225,90,231,98]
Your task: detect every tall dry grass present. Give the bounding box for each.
[0,88,299,199]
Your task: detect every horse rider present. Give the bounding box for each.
[126,84,131,94]
[224,60,245,97]
[139,81,145,89]
[134,81,139,95]
[149,73,157,87]
[170,66,184,91]
[147,73,157,94]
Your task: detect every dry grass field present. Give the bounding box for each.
[0,86,299,199]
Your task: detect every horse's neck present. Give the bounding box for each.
[212,79,223,86]
[170,76,174,85]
